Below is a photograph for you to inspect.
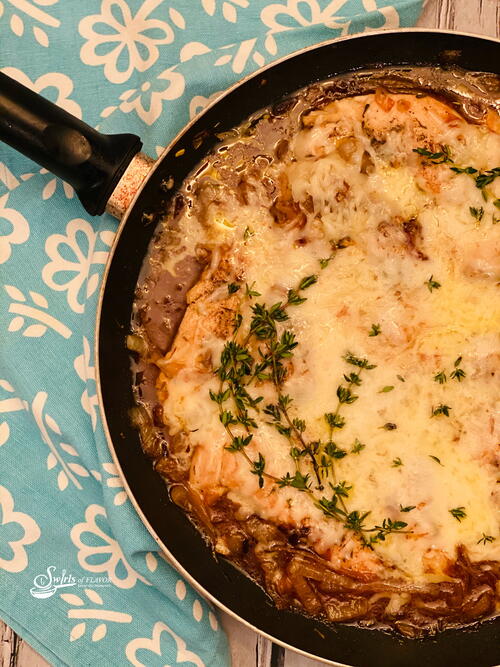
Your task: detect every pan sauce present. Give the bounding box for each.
[131,68,500,637]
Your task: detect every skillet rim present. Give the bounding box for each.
[95,28,500,667]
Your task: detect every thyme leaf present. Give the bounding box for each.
[299,275,318,290]
[450,367,466,382]
[381,422,397,430]
[474,167,500,189]
[450,166,477,175]
[343,352,376,370]
[400,505,416,513]
[319,255,334,269]
[324,441,347,459]
[432,404,451,417]
[251,453,266,488]
[425,275,441,292]
[245,282,261,298]
[434,371,447,384]
[351,439,365,454]
[324,412,345,430]
[449,506,467,522]
[277,470,311,491]
[345,510,371,532]
[429,455,444,466]
[336,385,358,404]
[225,434,253,452]
[469,206,484,222]
[286,289,306,306]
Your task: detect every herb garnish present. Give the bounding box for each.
[434,358,465,385]
[474,167,500,189]
[449,507,467,522]
[413,146,452,164]
[212,267,410,550]
[351,439,365,454]
[251,453,266,488]
[369,323,381,337]
[245,282,261,298]
[298,275,318,290]
[477,533,496,545]
[379,385,394,393]
[361,518,410,550]
[429,455,443,466]
[434,371,447,384]
[343,353,376,370]
[392,457,403,467]
[278,470,311,491]
[414,148,500,212]
[432,404,451,417]
[400,505,416,513]
[318,237,353,269]
[450,166,478,175]
[425,275,441,292]
[450,356,466,382]
[243,226,254,240]
[381,422,397,430]
[469,206,484,222]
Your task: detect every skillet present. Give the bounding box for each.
[1,29,499,667]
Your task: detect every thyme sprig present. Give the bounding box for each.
[413,146,452,164]
[361,518,411,549]
[414,146,500,204]
[211,267,410,549]
[320,353,376,490]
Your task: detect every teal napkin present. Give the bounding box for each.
[0,1,423,665]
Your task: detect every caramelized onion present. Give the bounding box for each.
[324,598,369,622]
[129,405,162,458]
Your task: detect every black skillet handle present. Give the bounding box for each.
[0,72,142,216]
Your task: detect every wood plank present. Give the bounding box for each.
[1,622,18,667]
[220,613,260,667]
[418,0,499,38]
[15,640,49,667]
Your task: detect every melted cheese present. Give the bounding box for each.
[159,92,500,584]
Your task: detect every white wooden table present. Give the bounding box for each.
[1,2,498,665]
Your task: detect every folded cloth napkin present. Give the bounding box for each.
[0,1,423,665]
